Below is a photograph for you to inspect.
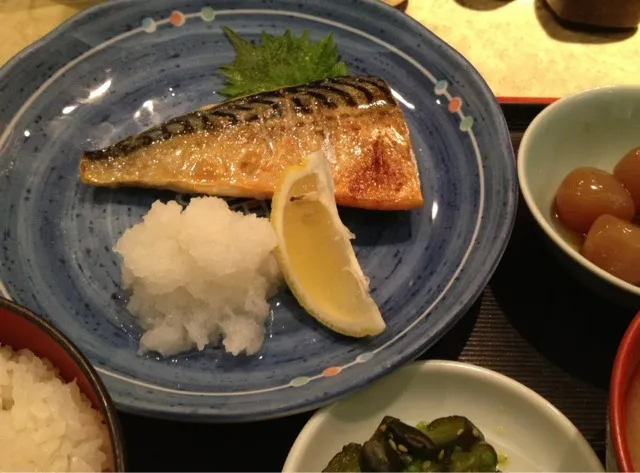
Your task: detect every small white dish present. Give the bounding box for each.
[283,360,603,472]
[517,85,640,306]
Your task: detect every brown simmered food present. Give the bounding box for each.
[555,167,635,234]
[553,145,640,286]
[582,214,640,286]
[614,146,640,209]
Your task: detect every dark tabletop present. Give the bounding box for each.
[116,103,633,472]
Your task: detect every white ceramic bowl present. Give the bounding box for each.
[518,86,640,306]
[283,360,603,472]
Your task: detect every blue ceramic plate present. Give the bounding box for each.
[0,0,516,420]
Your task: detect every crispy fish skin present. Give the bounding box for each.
[79,75,423,210]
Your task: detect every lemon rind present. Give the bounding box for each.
[270,151,386,338]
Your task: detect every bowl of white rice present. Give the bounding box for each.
[0,296,125,472]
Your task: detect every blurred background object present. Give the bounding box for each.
[545,0,640,29]
[0,0,104,66]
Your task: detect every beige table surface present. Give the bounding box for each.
[0,0,638,98]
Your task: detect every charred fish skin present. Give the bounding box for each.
[83,75,398,160]
[80,75,424,211]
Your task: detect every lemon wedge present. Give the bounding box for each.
[270,150,386,337]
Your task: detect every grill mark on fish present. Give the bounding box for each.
[312,84,358,106]
[185,115,206,132]
[158,125,172,140]
[245,98,284,117]
[84,148,110,160]
[331,78,375,103]
[250,99,278,106]
[352,76,395,103]
[259,90,285,100]
[176,118,194,134]
[199,112,215,128]
[230,104,255,111]
[208,110,240,124]
[292,96,312,114]
[201,112,232,131]
[83,76,397,161]
[129,135,149,150]
[164,122,184,135]
[143,127,164,142]
[304,90,337,109]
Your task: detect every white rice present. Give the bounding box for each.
[113,196,282,357]
[0,345,113,472]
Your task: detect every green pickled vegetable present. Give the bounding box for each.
[416,421,430,434]
[423,416,485,451]
[420,459,448,472]
[472,442,499,472]
[448,441,498,472]
[323,415,500,473]
[360,430,402,472]
[384,416,438,459]
[323,443,362,472]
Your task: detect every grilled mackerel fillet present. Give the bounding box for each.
[79,75,423,210]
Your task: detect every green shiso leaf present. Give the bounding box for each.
[217,26,349,99]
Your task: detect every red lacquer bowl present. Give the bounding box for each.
[0,296,126,471]
[610,311,640,472]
